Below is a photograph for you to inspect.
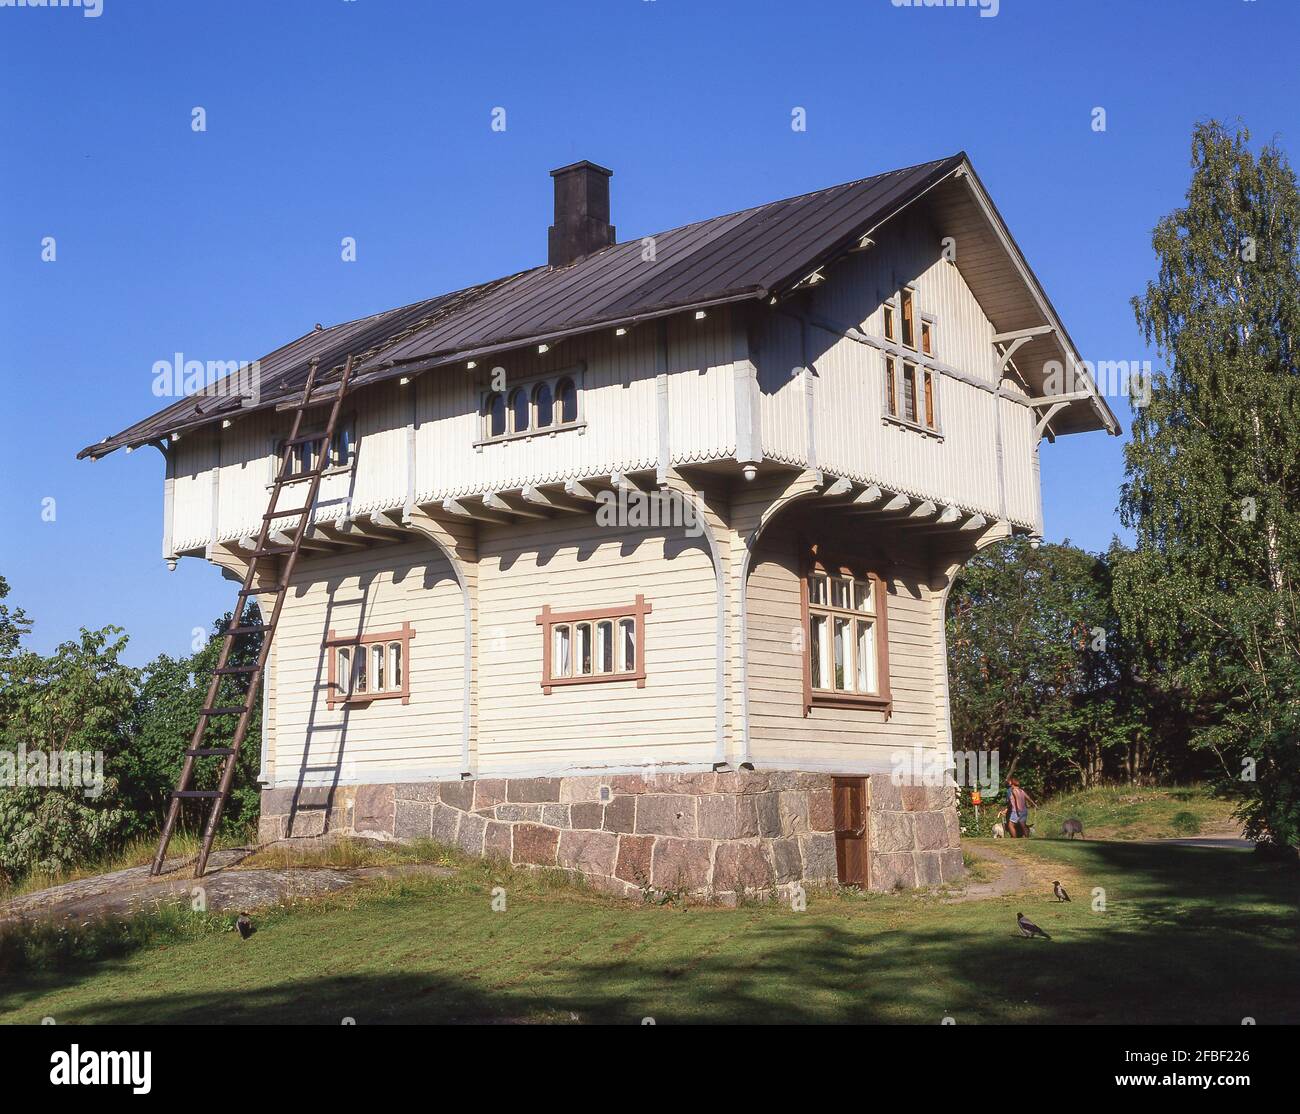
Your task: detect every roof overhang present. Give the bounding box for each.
[918,161,1120,437]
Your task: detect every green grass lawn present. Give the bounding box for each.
[3,836,1296,1025]
[1030,784,1238,841]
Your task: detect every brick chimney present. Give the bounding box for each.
[548,160,616,267]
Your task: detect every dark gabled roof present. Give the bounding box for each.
[79,154,969,458]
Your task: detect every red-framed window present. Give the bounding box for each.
[535,596,651,695]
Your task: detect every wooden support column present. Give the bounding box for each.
[664,470,731,767]
[407,507,479,775]
[727,469,824,767]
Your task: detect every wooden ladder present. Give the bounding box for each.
[151,355,357,878]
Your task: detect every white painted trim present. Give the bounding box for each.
[155,442,177,563]
[732,319,761,466]
[404,380,418,522]
[655,320,670,486]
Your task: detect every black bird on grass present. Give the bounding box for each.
[235,912,255,940]
[1053,880,1071,903]
[1017,912,1051,939]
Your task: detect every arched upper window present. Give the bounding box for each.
[556,377,577,424]
[486,392,506,438]
[508,387,529,433]
[479,369,583,443]
[533,380,554,428]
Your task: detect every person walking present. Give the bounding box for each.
[1006,778,1036,838]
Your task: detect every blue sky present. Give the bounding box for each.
[2,0,1297,666]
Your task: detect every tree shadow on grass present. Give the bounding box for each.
[1027,839,1298,920]
[5,918,1296,1025]
[4,844,1296,1025]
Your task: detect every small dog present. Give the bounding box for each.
[991,821,1005,839]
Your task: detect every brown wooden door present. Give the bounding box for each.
[833,777,867,887]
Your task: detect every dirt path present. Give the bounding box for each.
[943,843,1028,903]
[0,848,451,927]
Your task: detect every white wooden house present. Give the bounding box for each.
[82,156,1117,897]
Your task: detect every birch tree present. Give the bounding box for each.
[1118,121,1300,849]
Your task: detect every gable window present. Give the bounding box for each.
[900,288,916,349]
[884,356,927,429]
[900,363,917,424]
[802,557,890,714]
[278,414,356,477]
[881,294,940,434]
[479,365,585,445]
[325,622,415,709]
[536,596,651,694]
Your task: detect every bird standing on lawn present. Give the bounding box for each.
[1017,912,1051,939]
[1053,880,1071,903]
[236,912,255,940]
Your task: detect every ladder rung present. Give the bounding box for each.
[185,748,236,757]
[238,586,284,598]
[278,469,325,485]
[227,623,268,635]
[285,432,329,447]
[263,506,311,520]
[214,665,259,675]
[251,544,296,557]
[173,790,223,799]
[201,705,249,716]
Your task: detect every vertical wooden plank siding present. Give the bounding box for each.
[475,512,717,777]
[745,523,938,773]
[749,207,1042,529]
[166,317,743,548]
[266,542,463,788]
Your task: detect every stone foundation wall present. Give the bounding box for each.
[259,771,962,900]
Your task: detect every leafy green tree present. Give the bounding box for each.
[0,626,136,882]
[0,572,263,885]
[1118,121,1300,849]
[0,575,31,660]
[947,538,1149,795]
[124,608,263,838]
